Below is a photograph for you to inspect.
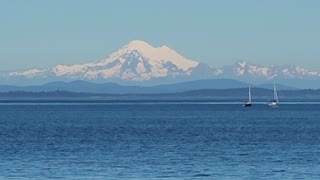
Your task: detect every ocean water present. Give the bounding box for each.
[0,102,320,179]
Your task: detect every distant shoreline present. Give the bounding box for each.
[1,88,320,101]
[1,100,320,105]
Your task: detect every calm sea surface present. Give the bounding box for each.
[0,102,320,179]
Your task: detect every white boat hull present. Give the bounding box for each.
[268,101,278,107]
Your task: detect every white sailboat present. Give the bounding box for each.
[268,82,279,107]
[243,86,252,107]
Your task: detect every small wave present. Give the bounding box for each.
[193,173,211,177]
[272,160,283,163]
[238,153,249,156]
[272,169,286,173]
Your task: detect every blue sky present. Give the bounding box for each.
[0,0,319,71]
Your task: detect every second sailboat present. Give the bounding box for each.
[243,86,252,107]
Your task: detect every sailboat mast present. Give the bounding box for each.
[249,86,251,102]
[274,82,279,102]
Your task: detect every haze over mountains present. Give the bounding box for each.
[0,77,318,101]
[0,79,247,94]
[1,40,320,89]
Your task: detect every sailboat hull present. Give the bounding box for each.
[243,103,252,107]
[268,102,278,107]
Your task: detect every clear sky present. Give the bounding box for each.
[0,0,319,71]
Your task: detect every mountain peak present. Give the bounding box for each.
[125,40,153,51]
[110,40,199,71]
[234,60,248,67]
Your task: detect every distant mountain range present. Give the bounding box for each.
[0,79,298,94]
[1,40,320,88]
[1,87,320,101]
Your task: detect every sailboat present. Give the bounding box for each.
[243,86,252,107]
[268,82,279,107]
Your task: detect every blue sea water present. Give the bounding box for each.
[0,102,320,179]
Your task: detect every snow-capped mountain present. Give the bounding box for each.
[2,40,320,86]
[50,40,202,80]
[7,40,216,83]
[220,61,320,81]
